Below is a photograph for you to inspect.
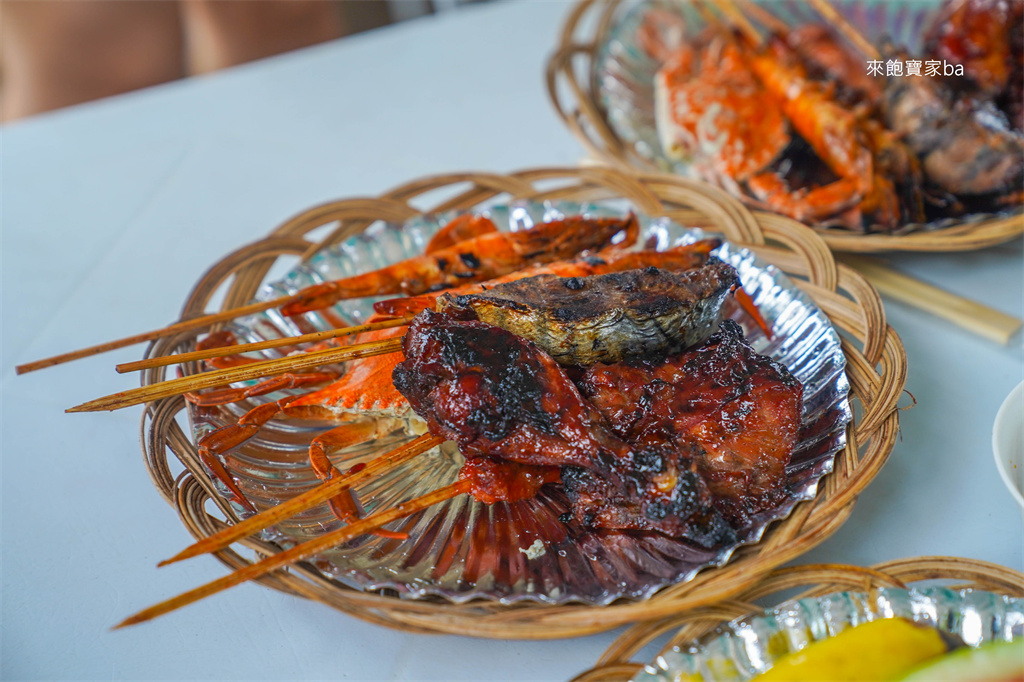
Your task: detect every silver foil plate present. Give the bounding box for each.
[188,200,851,605]
[636,587,1024,681]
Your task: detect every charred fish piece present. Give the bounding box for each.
[435,259,740,366]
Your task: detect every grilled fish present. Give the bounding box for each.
[435,259,740,366]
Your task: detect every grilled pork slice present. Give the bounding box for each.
[392,309,634,472]
[392,309,732,541]
[577,320,804,526]
[560,459,737,547]
[435,259,739,366]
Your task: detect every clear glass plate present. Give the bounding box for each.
[188,200,851,604]
[636,587,1024,681]
[593,0,1020,233]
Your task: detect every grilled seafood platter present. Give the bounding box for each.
[597,0,1024,233]
[156,201,850,610]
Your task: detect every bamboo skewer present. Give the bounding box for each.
[805,0,881,61]
[115,479,473,629]
[731,0,788,35]
[710,0,763,45]
[839,256,1023,344]
[689,0,720,26]
[729,0,880,62]
[116,316,413,374]
[20,214,635,378]
[161,434,444,566]
[15,296,292,375]
[68,336,404,413]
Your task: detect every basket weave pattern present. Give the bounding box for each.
[575,556,1024,681]
[141,167,906,638]
[545,0,1024,253]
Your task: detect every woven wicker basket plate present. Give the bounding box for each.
[574,557,1024,681]
[638,586,1023,681]
[141,167,906,638]
[189,199,851,605]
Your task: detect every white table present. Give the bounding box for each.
[2,1,1021,679]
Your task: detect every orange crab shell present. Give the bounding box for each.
[285,325,412,420]
[654,38,789,182]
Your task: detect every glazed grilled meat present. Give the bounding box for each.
[559,464,734,545]
[884,0,1024,200]
[923,0,1021,97]
[576,320,803,526]
[392,309,734,542]
[883,73,1024,197]
[392,309,634,473]
[393,294,803,542]
[435,260,739,365]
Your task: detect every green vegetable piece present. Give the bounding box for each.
[897,638,1023,681]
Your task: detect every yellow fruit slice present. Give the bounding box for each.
[752,618,950,681]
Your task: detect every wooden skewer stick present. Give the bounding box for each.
[116,316,413,374]
[160,434,445,566]
[839,255,1024,344]
[730,0,788,35]
[67,336,404,413]
[805,0,881,61]
[15,296,293,376]
[690,0,720,26]
[114,479,473,629]
[710,0,764,45]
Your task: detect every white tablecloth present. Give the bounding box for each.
[3,1,1022,679]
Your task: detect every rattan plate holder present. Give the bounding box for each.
[575,555,1024,681]
[545,0,1024,253]
[141,166,906,639]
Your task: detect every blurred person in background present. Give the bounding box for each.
[0,0,394,121]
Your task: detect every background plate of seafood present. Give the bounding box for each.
[593,0,1023,234]
[189,200,851,605]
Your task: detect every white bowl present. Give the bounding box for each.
[992,381,1024,510]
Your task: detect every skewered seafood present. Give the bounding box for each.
[187,245,771,535]
[652,24,910,230]
[148,227,781,571]
[106,207,841,628]
[186,237,737,520]
[280,213,639,316]
[642,0,1022,231]
[882,71,1024,198]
